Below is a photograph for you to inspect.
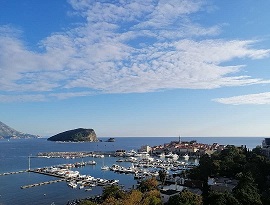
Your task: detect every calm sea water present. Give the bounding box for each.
[0,137,264,205]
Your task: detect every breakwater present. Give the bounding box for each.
[21,178,66,189]
[0,170,28,176]
[37,151,114,159]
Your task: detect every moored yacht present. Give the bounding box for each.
[183,153,189,160]
[67,181,77,189]
[101,165,109,170]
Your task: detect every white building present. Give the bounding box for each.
[139,145,152,153]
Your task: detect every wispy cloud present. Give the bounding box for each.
[0,0,270,102]
[0,91,95,102]
[213,92,270,105]
[0,94,46,103]
[49,91,96,100]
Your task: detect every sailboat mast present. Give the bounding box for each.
[28,155,31,171]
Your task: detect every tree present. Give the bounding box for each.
[197,154,212,180]
[233,172,262,205]
[142,190,162,205]
[101,196,120,205]
[138,177,158,193]
[122,190,143,205]
[141,195,162,205]
[207,191,240,205]
[252,146,262,155]
[158,169,167,185]
[102,185,125,200]
[79,200,98,205]
[167,190,203,205]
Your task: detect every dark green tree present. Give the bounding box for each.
[207,191,240,205]
[233,172,262,205]
[138,177,158,193]
[102,185,125,200]
[158,169,167,185]
[167,190,202,205]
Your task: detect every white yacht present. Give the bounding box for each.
[101,165,109,170]
[67,181,77,189]
[183,153,189,160]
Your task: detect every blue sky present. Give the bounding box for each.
[1,0,270,137]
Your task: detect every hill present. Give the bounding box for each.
[0,121,39,139]
[47,128,98,142]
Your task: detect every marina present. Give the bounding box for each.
[0,150,197,193]
[0,137,262,205]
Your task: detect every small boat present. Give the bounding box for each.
[85,188,92,191]
[87,160,97,165]
[172,154,179,159]
[183,153,189,160]
[106,138,115,142]
[88,183,96,187]
[67,181,77,189]
[95,154,105,158]
[124,149,137,157]
[158,153,165,158]
[165,152,174,158]
[101,166,109,170]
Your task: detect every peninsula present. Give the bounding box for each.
[0,121,39,139]
[47,128,98,142]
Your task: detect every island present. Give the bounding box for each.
[105,137,115,142]
[47,128,98,142]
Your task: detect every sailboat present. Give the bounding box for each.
[101,157,109,170]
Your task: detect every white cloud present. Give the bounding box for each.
[213,92,270,105]
[49,91,95,100]
[0,0,270,102]
[0,94,46,103]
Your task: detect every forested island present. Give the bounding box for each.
[47,128,98,142]
[72,145,270,205]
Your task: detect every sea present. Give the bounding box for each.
[0,137,264,205]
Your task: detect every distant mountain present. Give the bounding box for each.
[47,128,98,142]
[0,121,39,139]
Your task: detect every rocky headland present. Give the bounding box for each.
[0,121,39,139]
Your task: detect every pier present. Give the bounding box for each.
[0,170,28,176]
[1,161,120,190]
[21,178,66,189]
[37,151,114,159]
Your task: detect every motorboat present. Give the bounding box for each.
[183,153,189,160]
[101,165,109,170]
[67,181,77,189]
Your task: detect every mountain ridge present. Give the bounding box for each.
[0,121,39,139]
